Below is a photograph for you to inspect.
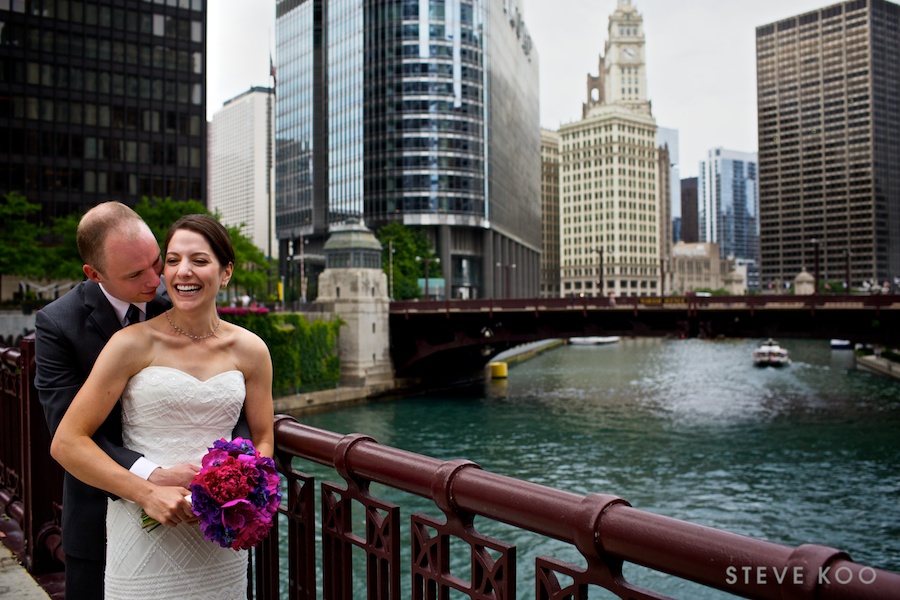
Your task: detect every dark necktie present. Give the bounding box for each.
[124,304,142,327]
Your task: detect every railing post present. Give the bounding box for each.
[19,334,65,574]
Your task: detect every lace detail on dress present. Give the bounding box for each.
[106,366,248,600]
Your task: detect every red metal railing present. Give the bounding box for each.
[260,416,900,599]
[0,335,65,574]
[3,335,900,599]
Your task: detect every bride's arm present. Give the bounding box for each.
[242,333,275,458]
[50,330,194,527]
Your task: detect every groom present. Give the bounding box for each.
[34,202,190,599]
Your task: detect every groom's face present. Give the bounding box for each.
[91,230,163,304]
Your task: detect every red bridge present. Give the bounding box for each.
[389,294,900,377]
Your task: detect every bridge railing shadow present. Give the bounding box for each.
[4,334,900,599]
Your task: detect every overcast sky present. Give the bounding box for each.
[207,0,833,178]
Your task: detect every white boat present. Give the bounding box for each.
[753,338,791,367]
[568,336,621,345]
[830,339,853,350]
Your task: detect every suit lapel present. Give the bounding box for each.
[83,281,124,341]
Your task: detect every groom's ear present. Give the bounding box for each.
[83,263,103,283]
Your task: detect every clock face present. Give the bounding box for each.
[621,47,637,62]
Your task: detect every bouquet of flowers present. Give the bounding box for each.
[189,437,282,550]
[141,437,282,551]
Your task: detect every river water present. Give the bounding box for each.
[284,337,900,598]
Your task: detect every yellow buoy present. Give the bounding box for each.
[489,362,508,379]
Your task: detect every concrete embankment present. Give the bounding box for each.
[855,354,900,382]
[275,339,567,414]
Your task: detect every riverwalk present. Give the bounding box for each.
[0,523,52,599]
[855,353,900,381]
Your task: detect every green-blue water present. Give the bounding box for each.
[277,338,900,598]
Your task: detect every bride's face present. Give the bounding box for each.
[164,229,232,310]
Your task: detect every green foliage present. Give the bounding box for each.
[375,222,441,300]
[881,349,900,364]
[134,196,209,244]
[44,212,84,281]
[0,191,43,278]
[223,221,272,299]
[219,310,342,396]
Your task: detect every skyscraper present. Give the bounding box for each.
[698,148,759,264]
[559,0,659,298]
[756,0,900,290]
[657,127,680,251]
[540,128,561,298]
[274,0,541,300]
[0,0,208,220]
[209,87,277,259]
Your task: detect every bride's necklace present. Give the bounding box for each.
[165,310,220,340]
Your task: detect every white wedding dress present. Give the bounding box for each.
[106,366,249,600]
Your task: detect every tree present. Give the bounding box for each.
[375,223,441,300]
[223,222,273,301]
[0,192,44,297]
[135,196,209,244]
[44,212,85,282]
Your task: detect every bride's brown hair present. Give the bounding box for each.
[164,214,235,268]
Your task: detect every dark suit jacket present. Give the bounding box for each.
[34,280,171,561]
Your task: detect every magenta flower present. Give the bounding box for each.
[189,437,282,550]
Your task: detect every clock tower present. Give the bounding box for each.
[584,0,650,116]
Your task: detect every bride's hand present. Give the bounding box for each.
[148,463,201,488]
[141,486,196,527]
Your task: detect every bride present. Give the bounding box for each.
[51,214,274,600]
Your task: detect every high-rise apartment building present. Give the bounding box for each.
[209,87,277,259]
[559,0,659,298]
[698,148,759,264]
[0,0,208,220]
[540,128,561,298]
[757,0,900,289]
[274,0,541,300]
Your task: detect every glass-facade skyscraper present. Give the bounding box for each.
[275,0,541,299]
[698,148,759,264]
[0,0,208,221]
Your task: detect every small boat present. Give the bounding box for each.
[753,338,791,367]
[830,339,853,350]
[568,336,621,345]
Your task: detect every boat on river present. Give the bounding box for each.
[753,338,791,367]
[568,336,621,345]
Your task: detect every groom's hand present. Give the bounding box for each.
[148,463,201,488]
[141,486,196,527]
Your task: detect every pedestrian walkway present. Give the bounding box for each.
[0,542,52,599]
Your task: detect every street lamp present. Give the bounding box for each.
[495,262,516,298]
[809,238,821,294]
[596,247,604,298]
[388,240,395,300]
[844,249,852,294]
[415,256,439,300]
[660,255,668,297]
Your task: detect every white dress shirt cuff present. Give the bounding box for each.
[130,457,160,481]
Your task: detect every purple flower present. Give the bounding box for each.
[189,437,282,550]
